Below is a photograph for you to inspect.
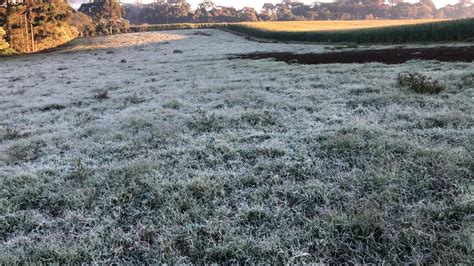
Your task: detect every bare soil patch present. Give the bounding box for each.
[236,45,474,64]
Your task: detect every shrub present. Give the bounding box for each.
[0,27,7,50]
[397,72,444,94]
[0,27,17,55]
[128,23,221,33]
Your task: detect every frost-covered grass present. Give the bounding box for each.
[0,30,473,263]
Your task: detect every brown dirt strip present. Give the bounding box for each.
[234,45,474,65]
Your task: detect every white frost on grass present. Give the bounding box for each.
[0,29,473,263]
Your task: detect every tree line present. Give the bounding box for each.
[123,0,474,25]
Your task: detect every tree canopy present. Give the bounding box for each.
[123,0,473,25]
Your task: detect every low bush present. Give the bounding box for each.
[0,26,17,55]
[397,72,444,94]
[128,23,222,32]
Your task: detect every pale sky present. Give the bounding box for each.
[135,0,460,9]
[69,0,460,10]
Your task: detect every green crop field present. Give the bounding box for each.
[129,19,474,44]
[238,19,446,32]
[226,19,474,43]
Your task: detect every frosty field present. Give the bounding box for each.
[0,29,473,263]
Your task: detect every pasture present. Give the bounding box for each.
[0,29,472,263]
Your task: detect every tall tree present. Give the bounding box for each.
[79,0,129,34]
[261,3,277,20]
[238,7,258,22]
[275,3,294,21]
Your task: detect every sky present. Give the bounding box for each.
[69,0,460,10]
[141,0,460,9]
